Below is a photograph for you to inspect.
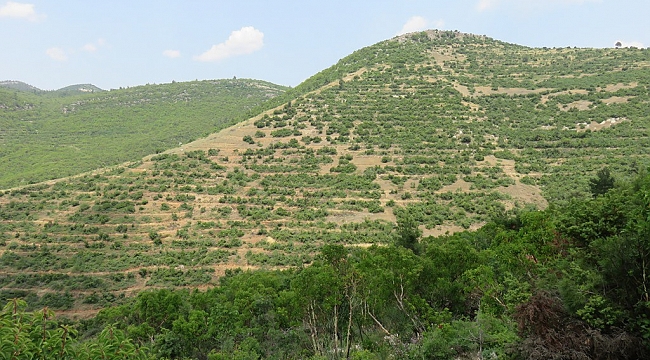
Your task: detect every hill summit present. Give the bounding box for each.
[0,80,40,92]
[0,81,104,93]
[55,83,104,94]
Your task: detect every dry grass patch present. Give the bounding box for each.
[577,117,628,132]
[601,96,632,105]
[560,100,591,111]
[602,82,638,92]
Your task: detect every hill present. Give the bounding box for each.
[1,29,649,323]
[53,83,104,95]
[0,79,287,188]
[0,80,40,92]
[0,81,105,94]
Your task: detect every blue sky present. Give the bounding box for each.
[1,0,648,90]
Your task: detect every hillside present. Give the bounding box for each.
[1,29,650,322]
[53,83,105,95]
[0,80,41,92]
[0,79,287,188]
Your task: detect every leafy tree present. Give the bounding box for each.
[0,299,149,359]
[394,212,422,254]
[589,167,615,197]
[0,299,76,359]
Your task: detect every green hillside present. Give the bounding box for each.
[0,80,41,92]
[1,30,650,358]
[0,79,287,188]
[53,83,105,95]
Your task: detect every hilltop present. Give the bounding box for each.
[0,29,649,319]
[54,83,104,95]
[0,80,41,93]
[0,81,104,94]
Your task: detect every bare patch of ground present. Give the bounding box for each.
[422,222,484,238]
[483,155,518,178]
[541,89,589,104]
[577,117,628,132]
[499,183,548,210]
[351,154,385,173]
[163,119,258,157]
[343,68,368,81]
[601,96,631,105]
[602,82,638,92]
[438,178,471,193]
[429,50,456,65]
[453,83,471,96]
[560,100,592,111]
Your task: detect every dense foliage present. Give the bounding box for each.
[0,298,149,359]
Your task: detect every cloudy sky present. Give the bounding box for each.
[0,0,647,90]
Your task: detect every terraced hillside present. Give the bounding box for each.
[0,79,287,188]
[1,30,649,317]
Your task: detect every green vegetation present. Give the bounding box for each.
[4,171,650,358]
[0,298,149,359]
[1,29,650,358]
[0,79,286,188]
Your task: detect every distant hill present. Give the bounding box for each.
[0,81,104,94]
[0,80,40,92]
[54,83,104,94]
[0,78,287,188]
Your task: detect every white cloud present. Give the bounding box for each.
[0,1,45,21]
[83,43,97,52]
[616,40,645,49]
[82,38,106,52]
[163,49,181,58]
[46,47,67,61]
[195,26,264,62]
[477,0,500,11]
[398,16,428,35]
[432,19,445,29]
[397,16,444,36]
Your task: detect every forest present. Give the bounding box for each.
[1,29,650,358]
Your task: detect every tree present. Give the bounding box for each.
[589,167,615,198]
[395,213,422,254]
[0,299,149,359]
